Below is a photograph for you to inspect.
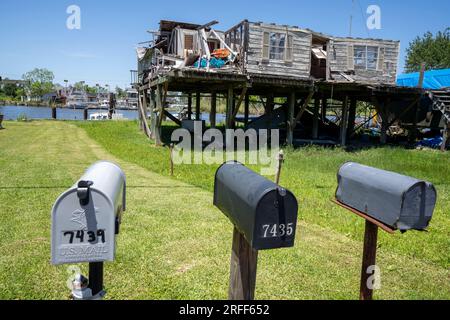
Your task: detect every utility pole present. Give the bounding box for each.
[349,0,355,37]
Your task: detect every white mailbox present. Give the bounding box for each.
[51,161,126,265]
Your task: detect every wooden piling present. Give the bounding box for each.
[347,98,357,140]
[169,143,174,176]
[287,92,296,146]
[321,97,328,122]
[83,108,88,121]
[210,91,217,128]
[187,93,193,120]
[244,93,250,126]
[340,96,349,146]
[155,85,163,146]
[196,92,201,121]
[228,227,258,300]
[360,221,379,301]
[442,122,449,152]
[226,87,234,129]
[312,97,320,140]
[51,107,57,120]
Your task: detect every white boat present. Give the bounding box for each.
[89,112,125,121]
[66,88,88,109]
[89,112,109,121]
[99,99,110,108]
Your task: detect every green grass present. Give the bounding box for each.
[77,121,450,269]
[0,120,449,300]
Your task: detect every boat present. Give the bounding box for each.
[66,88,88,109]
[126,88,138,109]
[89,112,125,121]
[89,112,109,121]
[99,99,110,109]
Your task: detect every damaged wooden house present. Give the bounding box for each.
[134,19,433,147]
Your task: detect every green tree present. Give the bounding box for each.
[22,68,55,98]
[3,83,19,97]
[115,86,126,99]
[405,28,450,72]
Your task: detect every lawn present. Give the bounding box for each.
[0,120,448,300]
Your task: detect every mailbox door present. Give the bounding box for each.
[51,189,116,265]
[253,189,298,250]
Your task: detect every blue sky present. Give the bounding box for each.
[0,0,448,88]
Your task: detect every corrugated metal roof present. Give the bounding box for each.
[397,68,450,89]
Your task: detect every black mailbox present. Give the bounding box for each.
[214,162,298,250]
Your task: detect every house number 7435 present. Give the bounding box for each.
[262,223,294,238]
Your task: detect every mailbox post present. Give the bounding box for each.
[333,162,437,300]
[51,161,126,300]
[214,162,298,300]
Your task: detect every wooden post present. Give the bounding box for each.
[412,63,426,143]
[244,93,250,126]
[150,89,157,139]
[287,92,295,146]
[196,92,201,121]
[226,87,234,129]
[321,97,328,122]
[275,150,284,185]
[347,98,357,140]
[360,221,379,301]
[312,97,320,140]
[228,227,258,300]
[340,97,349,146]
[138,91,144,130]
[442,121,449,152]
[141,89,152,139]
[51,107,57,120]
[266,94,274,128]
[210,91,217,128]
[83,108,88,120]
[187,93,193,120]
[108,93,116,120]
[155,85,163,146]
[169,143,174,176]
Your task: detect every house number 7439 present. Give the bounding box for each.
[262,223,294,238]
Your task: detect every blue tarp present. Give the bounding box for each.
[397,68,450,89]
[194,57,226,69]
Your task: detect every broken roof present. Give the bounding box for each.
[159,20,202,32]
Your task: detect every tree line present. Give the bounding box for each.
[0,69,128,101]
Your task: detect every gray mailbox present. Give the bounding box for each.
[336,162,436,231]
[214,161,298,250]
[51,161,126,265]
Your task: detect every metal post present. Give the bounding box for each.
[360,221,378,300]
[89,262,104,297]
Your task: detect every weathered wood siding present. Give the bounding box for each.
[329,37,400,84]
[245,22,312,79]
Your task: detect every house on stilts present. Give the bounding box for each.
[132,19,449,149]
